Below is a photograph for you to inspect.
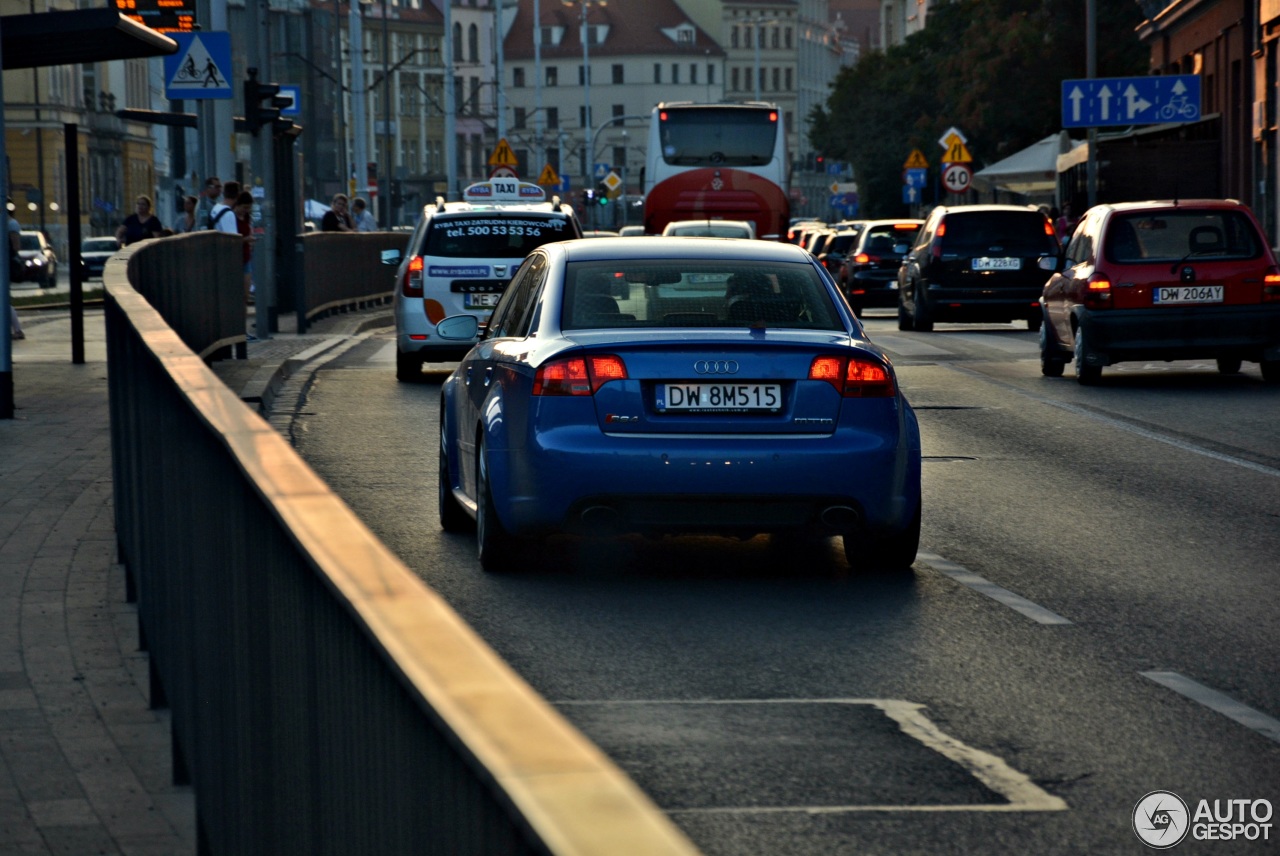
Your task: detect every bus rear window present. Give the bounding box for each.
[660,108,778,167]
[422,215,576,258]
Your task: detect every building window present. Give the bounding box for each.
[678,28,693,44]
[547,107,559,129]
[731,26,738,49]
[654,63,661,84]
[612,146,626,173]
[672,63,679,84]
[612,63,624,84]
[772,67,780,91]
[612,104,625,119]
[708,64,715,85]
[578,65,591,85]
[731,67,739,92]
[785,111,793,132]
[546,66,558,87]
[785,67,792,91]
[785,27,792,49]
[691,64,698,84]
[452,23,462,60]
[772,27,780,49]
[513,67,525,88]
[468,24,479,63]
[514,107,527,129]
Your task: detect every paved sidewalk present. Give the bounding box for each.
[1,302,390,854]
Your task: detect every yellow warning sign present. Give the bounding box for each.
[941,134,972,163]
[488,137,518,167]
[903,149,929,169]
[537,163,561,186]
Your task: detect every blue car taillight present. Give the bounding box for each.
[533,355,627,396]
[809,356,895,397]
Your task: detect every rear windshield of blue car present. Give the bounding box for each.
[421,214,577,258]
[1104,210,1264,264]
[561,261,846,331]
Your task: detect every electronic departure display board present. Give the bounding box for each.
[114,0,196,33]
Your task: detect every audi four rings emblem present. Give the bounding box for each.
[694,360,739,374]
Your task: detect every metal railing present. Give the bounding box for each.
[104,241,699,856]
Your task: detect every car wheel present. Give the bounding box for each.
[1026,314,1042,333]
[1261,360,1280,384]
[1074,325,1101,385]
[1039,325,1065,378]
[911,285,933,332]
[395,350,423,383]
[849,507,920,573]
[476,435,519,572]
[438,428,472,534]
[1216,358,1242,375]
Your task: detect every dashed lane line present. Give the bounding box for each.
[916,551,1073,625]
[1140,672,1280,745]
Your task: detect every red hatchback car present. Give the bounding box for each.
[1040,199,1280,384]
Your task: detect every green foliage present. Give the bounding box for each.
[811,0,1148,217]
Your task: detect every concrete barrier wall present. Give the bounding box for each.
[103,246,699,856]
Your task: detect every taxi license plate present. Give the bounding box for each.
[464,292,502,309]
[657,383,781,412]
[972,257,1021,271]
[1153,285,1222,304]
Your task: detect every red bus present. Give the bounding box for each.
[641,102,790,240]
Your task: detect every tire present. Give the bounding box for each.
[1216,358,1242,375]
[1074,325,1101,385]
[476,436,519,572]
[1026,314,1042,333]
[1261,360,1280,384]
[396,350,423,383]
[848,507,920,573]
[438,428,471,533]
[897,296,914,331]
[1039,324,1064,377]
[911,285,933,332]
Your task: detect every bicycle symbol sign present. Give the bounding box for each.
[1061,74,1200,129]
[163,33,233,100]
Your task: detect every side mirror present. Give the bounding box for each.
[381,249,401,266]
[435,315,480,340]
[1037,255,1063,272]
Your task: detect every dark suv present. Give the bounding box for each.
[897,204,1060,332]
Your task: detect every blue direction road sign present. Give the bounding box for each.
[163,32,233,100]
[1061,74,1200,129]
[278,85,301,117]
[593,163,611,180]
[904,168,927,189]
[903,185,922,205]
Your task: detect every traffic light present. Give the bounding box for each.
[596,182,610,205]
[815,154,825,172]
[243,67,290,135]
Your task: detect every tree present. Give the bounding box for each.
[811,0,1148,216]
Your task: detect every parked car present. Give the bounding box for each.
[435,237,922,572]
[838,220,923,315]
[387,180,582,381]
[661,219,756,239]
[16,230,57,287]
[897,204,1059,332]
[1039,199,1280,384]
[79,236,120,280]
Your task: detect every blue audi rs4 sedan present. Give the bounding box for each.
[435,237,922,572]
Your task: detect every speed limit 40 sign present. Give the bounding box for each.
[942,163,972,194]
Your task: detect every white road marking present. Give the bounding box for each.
[1139,672,1280,745]
[556,698,1067,813]
[940,363,1280,479]
[916,552,1073,625]
[368,341,396,362]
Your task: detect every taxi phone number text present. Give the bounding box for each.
[442,224,549,238]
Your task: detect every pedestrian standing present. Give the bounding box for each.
[171,195,199,234]
[234,191,257,305]
[351,197,377,232]
[7,201,24,339]
[197,177,222,227]
[208,181,240,235]
[116,196,164,245]
[321,194,354,232]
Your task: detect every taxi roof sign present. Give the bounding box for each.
[462,180,547,204]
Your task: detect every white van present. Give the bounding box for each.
[390,181,581,381]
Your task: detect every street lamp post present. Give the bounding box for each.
[579,0,592,214]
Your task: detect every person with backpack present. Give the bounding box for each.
[208,181,240,234]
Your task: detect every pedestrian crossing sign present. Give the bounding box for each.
[163,32,233,100]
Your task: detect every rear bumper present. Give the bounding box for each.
[1079,305,1280,365]
[926,285,1044,321]
[846,272,900,307]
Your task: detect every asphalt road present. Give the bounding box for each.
[286,313,1280,854]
